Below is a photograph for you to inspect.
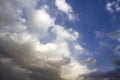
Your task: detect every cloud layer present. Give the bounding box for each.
[0,0,92,80]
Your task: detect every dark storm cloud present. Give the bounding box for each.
[0,58,31,80]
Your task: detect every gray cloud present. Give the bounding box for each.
[86,57,96,64]
[0,58,31,80]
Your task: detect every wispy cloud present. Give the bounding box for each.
[108,30,120,42]
[106,0,120,14]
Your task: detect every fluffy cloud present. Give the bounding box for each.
[52,25,79,41]
[26,5,55,37]
[55,0,72,14]
[0,0,92,80]
[55,0,75,20]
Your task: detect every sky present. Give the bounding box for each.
[0,0,120,80]
[67,0,120,72]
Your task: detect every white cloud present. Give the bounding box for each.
[75,45,83,51]
[52,25,79,42]
[106,1,120,13]
[61,60,90,80]
[68,13,75,21]
[74,44,84,54]
[0,0,93,80]
[26,6,55,37]
[55,0,75,21]
[106,1,115,13]
[0,30,90,80]
[55,0,72,14]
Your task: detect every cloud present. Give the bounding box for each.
[55,0,72,14]
[26,5,55,37]
[106,0,120,13]
[94,31,114,49]
[52,25,79,41]
[55,0,75,21]
[0,0,92,80]
[86,57,96,64]
[94,31,105,38]
[105,30,120,56]
[99,41,113,49]
[0,57,31,80]
[74,44,84,54]
[95,30,120,56]
[94,30,120,41]
[108,30,120,42]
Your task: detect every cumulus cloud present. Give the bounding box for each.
[0,0,93,80]
[114,45,120,56]
[26,6,55,37]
